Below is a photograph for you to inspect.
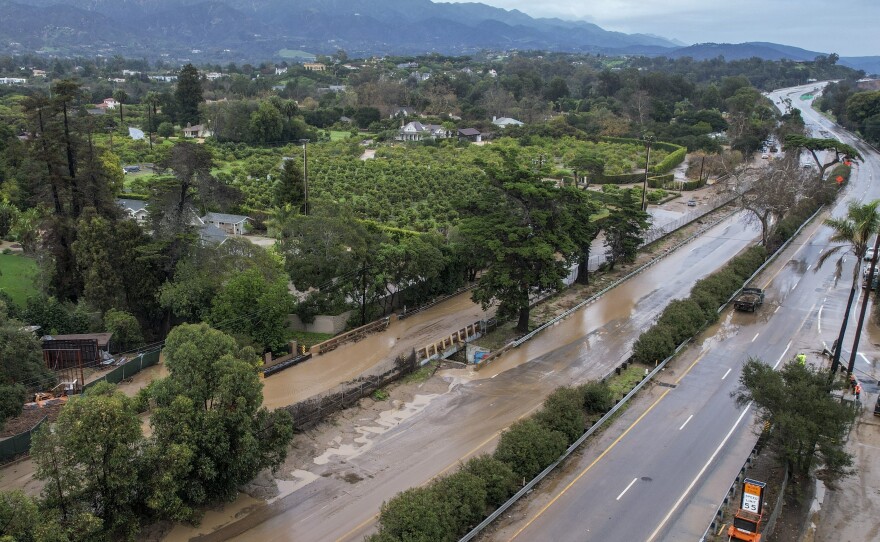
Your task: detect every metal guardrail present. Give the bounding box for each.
[720,204,825,313]
[460,340,692,542]
[508,209,738,350]
[462,204,827,541]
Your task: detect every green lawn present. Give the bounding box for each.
[329,130,354,141]
[0,253,39,307]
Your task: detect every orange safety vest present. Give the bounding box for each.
[855,384,862,395]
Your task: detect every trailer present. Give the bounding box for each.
[734,287,765,312]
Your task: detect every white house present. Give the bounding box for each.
[275,66,288,75]
[0,78,27,85]
[117,198,148,224]
[201,212,250,236]
[492,116,524,128]
[182,123,212,138]
[396,121,452,142]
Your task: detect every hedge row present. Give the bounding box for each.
[652,146,688,175]
[633,190,827,365]
[632,244,769,364]
[368,382,615,542]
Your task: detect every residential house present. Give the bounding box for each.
[205,72,224,81]
[0,78,27,85]
[121,69,140,76]
[201,212,250,236]
[117,198,148,224]
[31,69,46,77]
[397,62,419,69]
[198,224,228,245]
[390,106,418,118]
[108,78,126,83]
[457,128,482,143]
[303,62,326,72]
[182,123,212,138]
[149,75,178,83]
[396,121,452,142]
[275,66,288,75]
[492,116,524,128]
[97,98,118,110]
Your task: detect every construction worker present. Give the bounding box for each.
[855,383,862,401]
[796,353,806,366]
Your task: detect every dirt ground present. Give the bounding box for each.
[812,402,880,542]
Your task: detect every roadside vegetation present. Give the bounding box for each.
[0,48,869,540]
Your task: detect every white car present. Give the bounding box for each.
[866,248,877,262]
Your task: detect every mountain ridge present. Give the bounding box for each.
[0,0,876,73]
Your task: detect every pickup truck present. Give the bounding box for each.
[734,287,765,312]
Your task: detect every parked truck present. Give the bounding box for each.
[734,287,765,312]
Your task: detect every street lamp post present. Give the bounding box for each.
[641,135,654,211]
[299,138,310,215]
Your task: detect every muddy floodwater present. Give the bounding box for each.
[261,294,488,409]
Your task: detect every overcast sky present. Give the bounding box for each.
[443,0,879,56]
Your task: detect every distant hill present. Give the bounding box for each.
[0,0,876,73]
[665,42,879,76]
[0,0,678,60]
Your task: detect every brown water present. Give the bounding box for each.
[261,294,489,409]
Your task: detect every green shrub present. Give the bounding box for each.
[494,419,568,480]
[0,383,26,426]
[372,389,389,401]
[433,471,488,534]
[372,486,448,542]
[657,299,707,344]
[632,324,677,364]
[534,387,586,444]
[461,455,518,508]
[579,381,615,414]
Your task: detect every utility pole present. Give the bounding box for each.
[641,135,654,211]
[299,138,310,215]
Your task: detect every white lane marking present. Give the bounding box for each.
[646,403,753,542]
[818,305,823,333]
[774,306,781,314]
[860,353,871,365]
[617,478,638,501]
[774,341,793,369]
[722,368,732,380]
[807,264,812,271]
[679,415,694,431]
[752,333,760,342]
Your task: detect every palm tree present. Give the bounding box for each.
[816,200,880,374]
[144,91,159,150]
[113,89,128,128]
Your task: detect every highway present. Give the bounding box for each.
[183,83,878,542]
[488,83,880,542]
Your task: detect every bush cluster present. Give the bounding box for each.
[633,244,768,364]
[368,382,615,541]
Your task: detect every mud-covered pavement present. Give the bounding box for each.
[159,211,760,542]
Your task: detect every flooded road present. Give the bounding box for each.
[261,293,489,409]
[187,212,761,542]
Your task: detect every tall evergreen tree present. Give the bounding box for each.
[174,64,203,127]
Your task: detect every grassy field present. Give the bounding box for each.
[329,130,355,141]
[0,253,39,307]
[287,330,334,348]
